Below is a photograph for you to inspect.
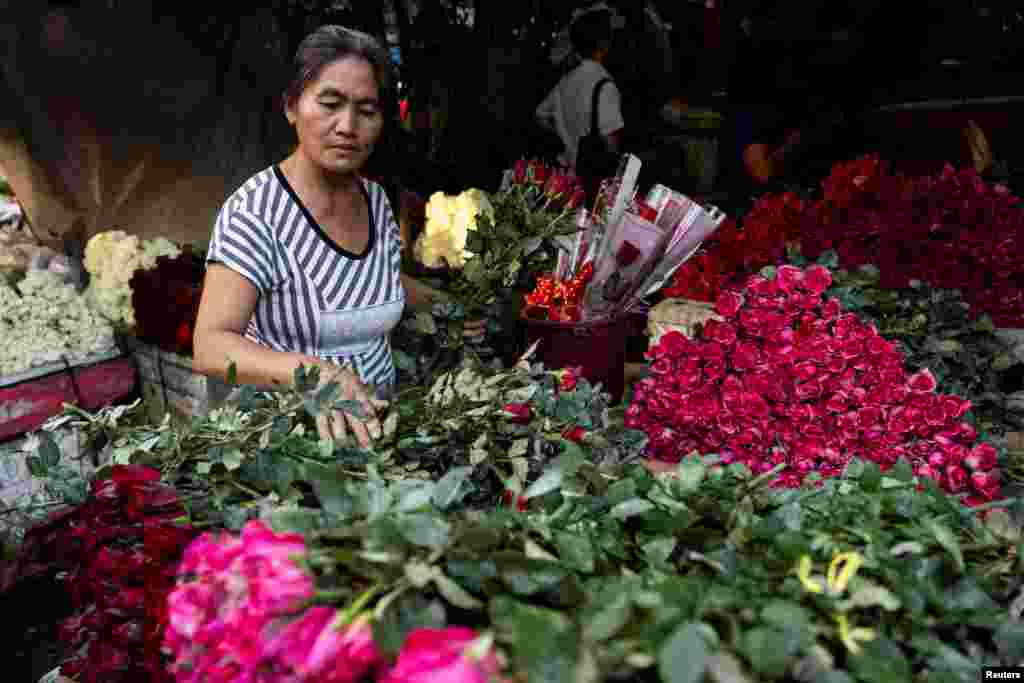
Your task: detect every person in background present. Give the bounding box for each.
[534,9,625,172]
[193,26,483,450]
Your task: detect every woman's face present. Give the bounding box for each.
[286,56,384,176]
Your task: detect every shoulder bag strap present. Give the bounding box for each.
[590,77,612,137]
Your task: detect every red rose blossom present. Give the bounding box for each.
[907,369,938,393]
[502,403,532,423]
[963,443,998,471]
[716,290,744,318]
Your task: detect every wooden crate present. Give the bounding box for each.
[128,340,230,421]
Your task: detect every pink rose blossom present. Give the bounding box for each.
[907,369,938,393]
[272,610,381,683]
[380,628,504,683]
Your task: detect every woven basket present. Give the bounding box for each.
[646,298,723,344]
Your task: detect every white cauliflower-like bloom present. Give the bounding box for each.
[83,230,180,326]
[414,189,493,269]
[0,270,116,377]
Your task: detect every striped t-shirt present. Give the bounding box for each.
[206,166,406,391]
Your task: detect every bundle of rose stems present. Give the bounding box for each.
[523,154,727,322]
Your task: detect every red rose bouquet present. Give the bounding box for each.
[627,264,1002,505]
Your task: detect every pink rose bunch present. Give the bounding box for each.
[626,264,1002,505]
[380,627,505,683]
[163,520,381,683]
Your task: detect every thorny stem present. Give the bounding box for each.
[742,463,788,492]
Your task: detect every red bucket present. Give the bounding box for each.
[521,315,628,403]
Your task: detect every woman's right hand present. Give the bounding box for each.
[313,362,387,449]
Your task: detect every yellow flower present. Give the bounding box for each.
[826,552,863,594]
[797,555,824,594]
[835,614,876,655]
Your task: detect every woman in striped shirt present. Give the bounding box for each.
[193,25,482,449]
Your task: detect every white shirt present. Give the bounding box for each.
[536,59,625,169]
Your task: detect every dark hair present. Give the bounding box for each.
[284,25,393,109]
[571,9,613,58]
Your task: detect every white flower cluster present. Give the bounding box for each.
[413,189,492,269]
[83,230,180,326]
[0,270,116,377]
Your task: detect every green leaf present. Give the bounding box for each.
[606,478,637,506]
[741,627,796,678]
[816,250,839,269]
[524,465,563,499]
[269,508,322,534]
[398,513,450,548]
[393,349,416,371]
[658,622,708,683]
[38,433,61,468]
[433,571,484,609]
[924,518,965,573]
[943,577,997,611]
[554,531,595,573]
[816,673,854,683]
[675,454,707,494]
[584,592,632,642]
[643,536,677,567]
[760,601,812,634]
[465,230,485,254]
[995,621,1024,657]
[26,455,46,477]
[315,381,341,409]
[850,638,912,683]
[936,339,963,354]
[490,597,576,683]
[221,505,251,530]
[395,482,436,512]
[222,448,244,472]
[432,466,472,509]
[611,499,656,519]
[226,361,237,386]
[860,460,882,492]
[889,458,914,483]
[838,583,902,611]
[293,364,316,392]
[310,466,355,518]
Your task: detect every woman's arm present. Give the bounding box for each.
[400,273,444,311]
[193,264,320,386]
